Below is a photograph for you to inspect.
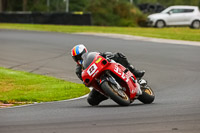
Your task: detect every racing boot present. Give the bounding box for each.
[87,89,108,106]
[128,65,145,79]
[112,52,145,79]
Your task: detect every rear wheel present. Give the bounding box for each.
[138,86,155,104]
[190,20,200,29]
[101,81,130,106]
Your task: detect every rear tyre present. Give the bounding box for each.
[190,20,200,29]
[155,20,165,28]
[101,81,130,106]
[138,86,155,104]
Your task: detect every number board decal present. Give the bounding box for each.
[87,64,98,76]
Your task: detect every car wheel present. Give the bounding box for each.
[191,20,200,29]
[155,20,165,28]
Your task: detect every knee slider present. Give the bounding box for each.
[87,97,100,106]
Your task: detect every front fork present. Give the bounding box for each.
[98,71,128,97]
[99,71,122,90]
[99,71,143,97]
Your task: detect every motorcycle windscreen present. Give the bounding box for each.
[82,52,99,69]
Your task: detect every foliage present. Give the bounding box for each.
[137,0,200,7]
[69,0,90,12]
[5,0,66,12]
[3,0,200,26]
[86,0,145,26]
[5,0,48,12]
[3,0,146,26]
[47,0,66,12]
[6,0,23,11]
[4,0,90,12]
[28,0,48,12]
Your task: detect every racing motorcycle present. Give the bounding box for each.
[81,52,155,106]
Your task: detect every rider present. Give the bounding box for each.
[71,44,145,106]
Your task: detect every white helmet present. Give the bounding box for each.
[71,44,88,65]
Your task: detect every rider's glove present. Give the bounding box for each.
[100,52,114,61]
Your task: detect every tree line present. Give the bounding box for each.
[0,0,199,27]
[1,0,199,13]
[137,0,200,7]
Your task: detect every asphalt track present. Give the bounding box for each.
[0,29,200,133]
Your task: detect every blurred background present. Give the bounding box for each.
[0,0,200,26]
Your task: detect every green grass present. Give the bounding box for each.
[0,23,200,41]
[0,67,90,105]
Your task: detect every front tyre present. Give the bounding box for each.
[101,81,130,106]
[155,20,165,28]
[138,86,155,104]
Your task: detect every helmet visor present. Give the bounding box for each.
[72,54,82,62]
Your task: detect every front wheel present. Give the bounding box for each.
[138,86,155,104]
[155,20,165,28]
[101,81,130,106]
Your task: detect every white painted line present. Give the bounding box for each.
[0,87,92,109]
[76,33,200,46]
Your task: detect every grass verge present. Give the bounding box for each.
[0,67,90,107]
[0,23,200,42]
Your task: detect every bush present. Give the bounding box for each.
[86,0,146,27]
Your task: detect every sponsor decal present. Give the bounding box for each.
[95,57,102,63]
[114,65,129,82]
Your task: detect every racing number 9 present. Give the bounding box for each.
[89,66,95,73]
[87,64,98,76]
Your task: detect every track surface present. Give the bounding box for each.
[0,30,200,133]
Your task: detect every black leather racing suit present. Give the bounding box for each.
[76,52,142,106]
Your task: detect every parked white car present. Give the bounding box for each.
[147,5,200,28]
